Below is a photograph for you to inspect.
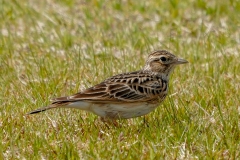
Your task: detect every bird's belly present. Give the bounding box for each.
[91,103,158,119]
[65,101,160,119]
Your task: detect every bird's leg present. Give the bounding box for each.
[143,116,150,127]
[100,117,119,127]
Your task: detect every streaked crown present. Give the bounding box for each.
[143,50,188,76]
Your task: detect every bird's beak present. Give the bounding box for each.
[175,58,188,64]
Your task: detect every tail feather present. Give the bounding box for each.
[27,101,72,115]
[27,106,53,114]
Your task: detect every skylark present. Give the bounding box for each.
[28,50,188,121]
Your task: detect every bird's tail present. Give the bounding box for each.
[27,105,58,114]
[27,101,70,115]
[27,101,91,115]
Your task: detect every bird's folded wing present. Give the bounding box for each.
[52,73,167,103]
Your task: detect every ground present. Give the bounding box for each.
[0,0,239,159]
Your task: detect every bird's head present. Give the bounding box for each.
[143,50,188,77]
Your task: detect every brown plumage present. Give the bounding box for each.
[28,50,188,119]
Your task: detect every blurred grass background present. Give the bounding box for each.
[0,0,239,159]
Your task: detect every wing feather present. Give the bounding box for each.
[52,71,167,103]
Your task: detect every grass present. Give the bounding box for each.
[1,0,240,159]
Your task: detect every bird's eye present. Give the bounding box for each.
[160,57,167,62]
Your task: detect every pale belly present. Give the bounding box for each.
[92,103,160,119]
[66,101,159,119]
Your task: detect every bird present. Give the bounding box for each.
[28,50,188,122]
